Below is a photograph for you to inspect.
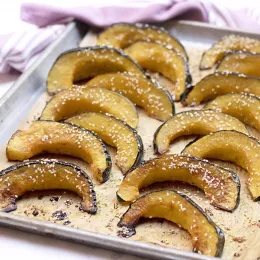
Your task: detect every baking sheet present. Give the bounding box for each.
[0,20,260,260]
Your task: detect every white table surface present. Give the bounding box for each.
[0,225,143,260]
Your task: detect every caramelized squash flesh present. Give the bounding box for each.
[66,113,143,174]
[117,154,240,212]
[204,93,260,132]
[200,35,260,69]
[40,86,138,128]
[86,72,175,121]
[154,110,248,154]
[216,51,260,77]
[183,130,260,200]
[182,72,260,106]
[0,159,97,213]
[47,47,144,94]
[97,23,188,60]
[118,190,225,257]
[124,41,191,101]
[6,121,112,183]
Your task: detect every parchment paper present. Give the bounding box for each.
[0,31,260,260]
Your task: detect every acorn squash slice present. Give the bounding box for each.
[200,35,260,69]
[182,130,260,201]
[117,154,240,212]
[118,190,225,257]
[154,110,248,154]
[66,113,143,174]
[97,23,188,60]
[182,72,260,106]
[6,121,112,183]
[0,159,97,214]
[216,51,260,77]
[204,93,260,132]
[40,86,138,128]
[124,41,191,101]
[47,46,144,94]
[85,72,175,121]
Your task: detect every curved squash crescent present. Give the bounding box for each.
[204,93,260,132]
[85,72,175,121]
[124,41,191,101]
[66,113,143,174]
[0,159,97,214]
[47,46,145,94]
[200,35,260,70]
[117,154,240,212]
[6,121,112,183]
[40,86,138,128]
[154,110,248,154]
[182,72,260,106]
[118,190,225,257]
[216,51,260,77]
[97,23,188,60]
[182,130,260,201]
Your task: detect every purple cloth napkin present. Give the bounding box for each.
[21,0,208,27]
[1,0,260,74]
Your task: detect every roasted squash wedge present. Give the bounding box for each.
[182,130,260,201]
[117,154,240,212]
[124,41,191,101]
[216,51,260,77]
[154,110,248,154]
[66,113,143,174]
[40,86,138,128]
[47,46,144,94]
[200,35,260,69]
[118,190,225,257]
[6,121,112,183]
[204,93,260,132]
[182,72,260,106]
[85,72,175,121]
[97,23,188,60]
[0,159,97,213]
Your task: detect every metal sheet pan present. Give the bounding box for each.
[0,20,259,260]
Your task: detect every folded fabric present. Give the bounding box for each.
[21,0,208,27]
[0,25,64,73]
[1,0,260,74]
